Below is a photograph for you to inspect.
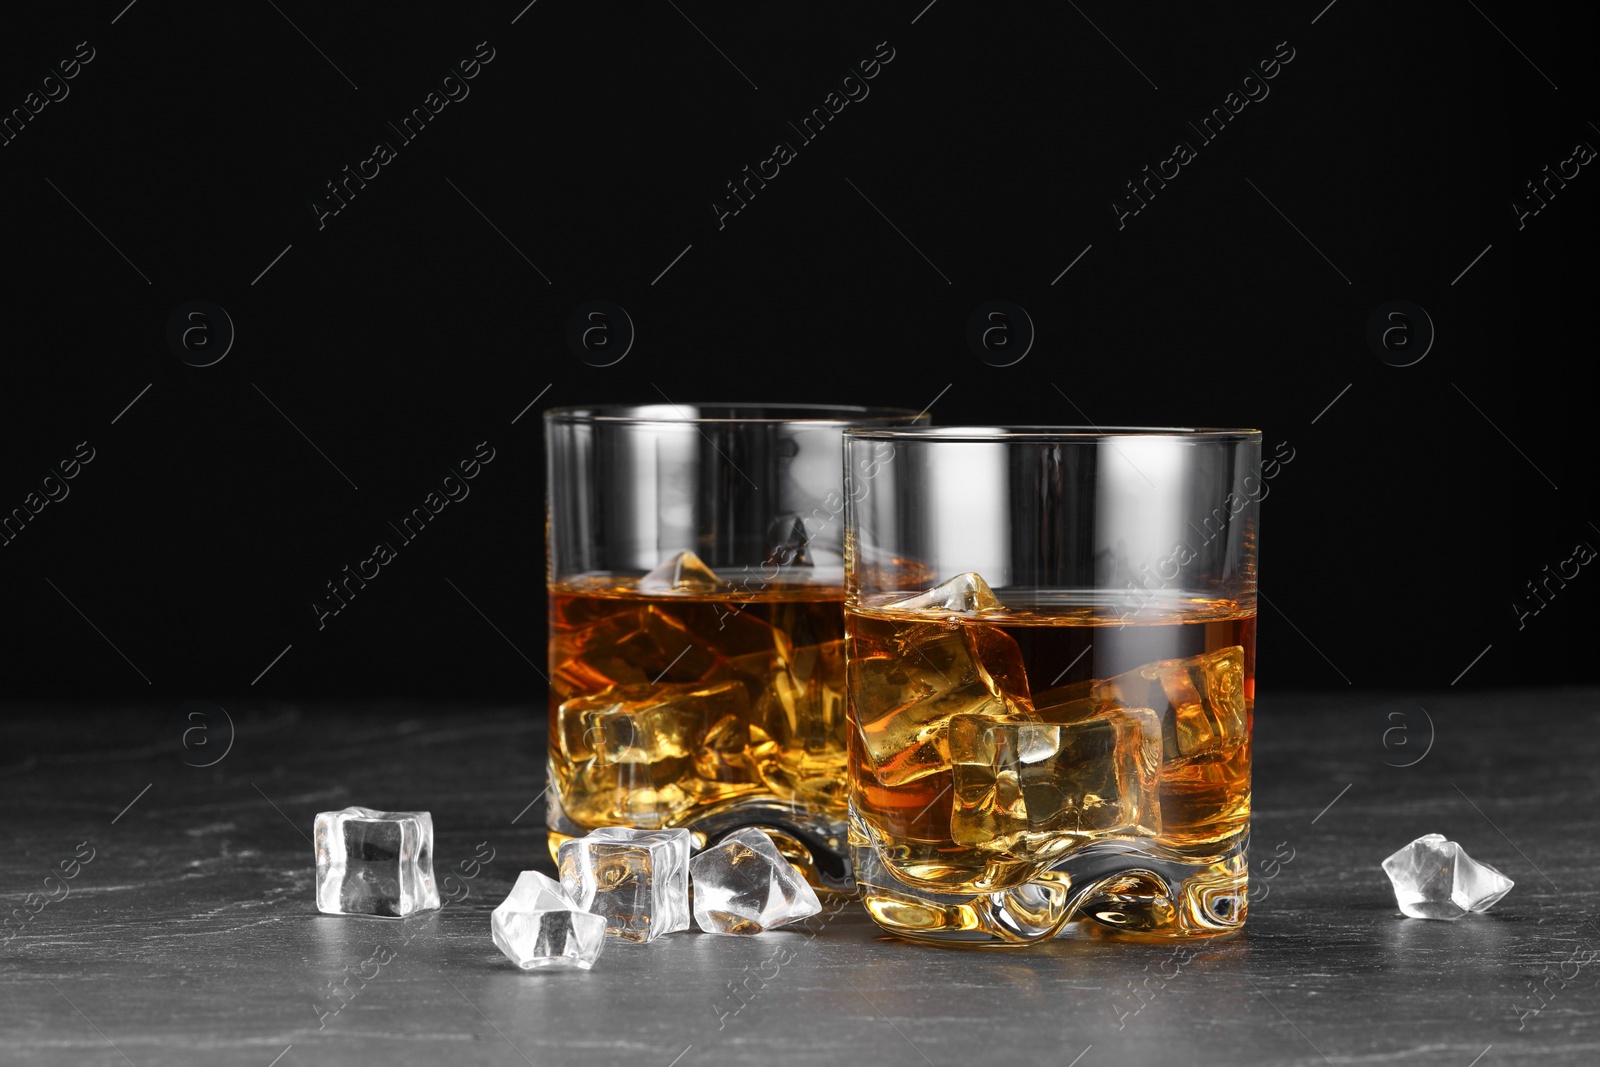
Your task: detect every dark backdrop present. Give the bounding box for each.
[1,1,1593,712]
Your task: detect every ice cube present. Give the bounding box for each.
[693,712,775,787]
[851,621,1031,786]
[556,680,747,828]
[736,599,850,806]
[558,681,746,764]
[1381,833,1514,920]
[314,806,440,918]
[490,871,607,970]
[885,572,1005,614]
[1056,646,1247,760]
[559,827,692,942]
[689,828,823,935]
[757,641,847,797]
[638,550,724,593]
[949,700,1162,856]
[552,605,722,694]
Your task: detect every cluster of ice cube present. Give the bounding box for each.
[310,568,1512,963]
[487,825,822,968]
[314,807,820,969]
[855,572,1244,868]
[549,551,851,829]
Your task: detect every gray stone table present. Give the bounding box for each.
[2,690,1597,1066]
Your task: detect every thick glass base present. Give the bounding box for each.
[545,772,856,894]
[851,824,1249,946]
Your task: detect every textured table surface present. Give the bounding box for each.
[3,690,1597,1066]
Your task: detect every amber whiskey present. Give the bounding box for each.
[847,582,1254,939]
[547,564,848,840]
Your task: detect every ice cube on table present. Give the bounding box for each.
[638,550,724,593]
[948,700,1162,856]
[314,806,440,918]
[851,621,1031,787]
[885,572,1005,614]
[1381,833,1514,920]
[491,871,608,970]
[690,828,823,935]
[559,827,692,942]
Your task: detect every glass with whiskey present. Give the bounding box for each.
[544,404,925,889]
[843,426,1261,943]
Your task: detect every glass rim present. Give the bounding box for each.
[843,424,1261,442]
[544,403,927,426]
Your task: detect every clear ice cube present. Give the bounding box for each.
[689,827,823,935]
[1381,833,1514,920]
[1035,645,1248,761]
[491,871,607,970]
[948,700,1162,857]
[724,622,849,808]
[551,605,721,693]
[693,712,773,787]
[851,620,1031,786]
[638,550,724,593]
[558,827,692,942]
[314,806,440,918]
[885,572,1005,614]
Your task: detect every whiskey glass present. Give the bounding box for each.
[843,426,1260,942]
[544,404,925,890]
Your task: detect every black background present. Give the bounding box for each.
[0,1,1593,711]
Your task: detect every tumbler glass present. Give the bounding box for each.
[843,426,1261,942]
[545,404,926,890]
